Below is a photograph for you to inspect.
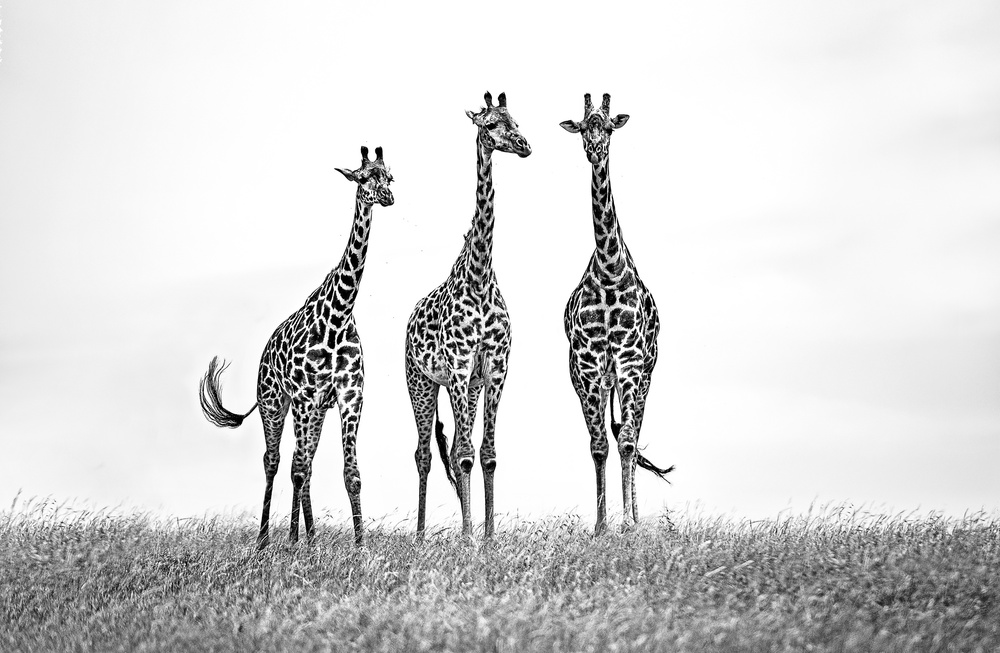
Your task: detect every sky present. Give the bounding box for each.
[1,1,998,530]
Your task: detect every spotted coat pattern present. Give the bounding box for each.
[199,147,393,548]
[561,94,670,534]
[405,92,531,539]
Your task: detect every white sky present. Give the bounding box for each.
[1,1,998,527]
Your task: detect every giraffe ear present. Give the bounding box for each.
[560,120,582,133]
[335,168,357,182]
[611,114,630,129]
[466,109,484,125]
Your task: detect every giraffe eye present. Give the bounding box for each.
[485,122,499,130]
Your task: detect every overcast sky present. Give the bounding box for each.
[1,1,998,528]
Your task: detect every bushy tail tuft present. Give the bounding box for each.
[433,400,459,498]
[610,386,675,483]
[636,455,675,482]
[199,356,258,428]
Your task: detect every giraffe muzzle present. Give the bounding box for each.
[512,136,532,158]
[378,190,395,207]
[586,144,605,165]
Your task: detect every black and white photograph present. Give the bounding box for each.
[1,1,998,650]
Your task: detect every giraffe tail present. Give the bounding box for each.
[433,401,459,496]
[199,356,258,428]
[610,386,675,483]
[636,455,676,482]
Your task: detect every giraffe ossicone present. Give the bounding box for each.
[405,91,530,540]
[199,145,394,549]
[561,93,674,535]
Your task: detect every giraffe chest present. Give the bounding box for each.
[565,282,647,378]
[408,286,510,388]
[428,309,490,386]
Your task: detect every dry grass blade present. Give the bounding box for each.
[0,502,997,652]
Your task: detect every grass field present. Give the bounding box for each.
[1,500,997,652]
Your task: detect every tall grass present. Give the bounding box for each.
[1,498,997,652]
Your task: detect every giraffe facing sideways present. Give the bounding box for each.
[560,94,674,535]
[405,91,531,539]
[199,146,394,548]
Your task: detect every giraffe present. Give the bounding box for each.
[560,93,674,535]
[198,146,394,549]
[405,91,531,539]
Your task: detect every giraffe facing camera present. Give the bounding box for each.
[560,92,630,165]
[335,146,395,207]
[561,93,674,536]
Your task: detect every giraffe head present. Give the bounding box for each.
[466,91,532,158]
[560,93,629,165]
[335,146,395,207]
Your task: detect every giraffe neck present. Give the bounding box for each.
[464,138,496,285]
[590,155,626,279]
[319,193,374,312]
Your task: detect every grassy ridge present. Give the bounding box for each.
[1,501,998,652]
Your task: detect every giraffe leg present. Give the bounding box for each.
[300,409,328,543]
[300,451,322,543]
[571,363,611,535]
[615,366,645,532]
[480,374,505,540]
[587,393,611,536]
[467,381,483,441]
[406,353,439,538]
[337,384,364,547]
[630,452,639,524]
[289,403,325,545]
[300,473,316,543]
[448,381,475,537]
[630,373,653,523]
[464,381,485,536]
[257,398,289,550]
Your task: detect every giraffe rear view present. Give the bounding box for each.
[199,146,394,548]
[405,91,531,539]
[560,94,674,535]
